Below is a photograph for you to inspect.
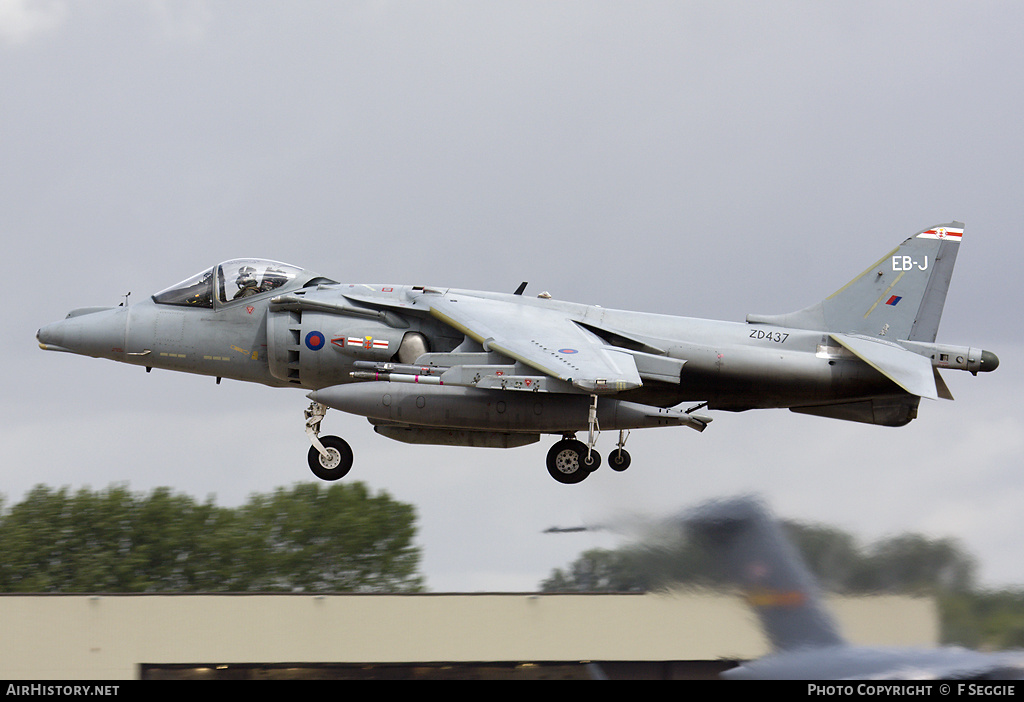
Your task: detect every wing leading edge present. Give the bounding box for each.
[425,294,643,394]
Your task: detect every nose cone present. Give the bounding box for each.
[37,307,127,359]
[36,321,71,352]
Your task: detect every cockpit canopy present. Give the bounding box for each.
[153,259,326,308]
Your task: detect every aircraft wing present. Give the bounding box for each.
[724,646,1024,680]
[426,295,643,394]
[851,647,1024,680]
[830,333,939,400]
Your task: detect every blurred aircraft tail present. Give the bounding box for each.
[684,497,845,652]
[748,223,964,343]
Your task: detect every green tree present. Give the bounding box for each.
[852,533,977,594]
[540,516,1008,646]
[941,589,1024,650]
[0,482,423,593]
[542,548,651,592]
[237,482,423,592]
[541,534,714,593]
[542,520,976,597]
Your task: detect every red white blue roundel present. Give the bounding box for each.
[559,348,578,354]
[305,331,326,350]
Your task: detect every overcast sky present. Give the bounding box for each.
[3,1,1022,593]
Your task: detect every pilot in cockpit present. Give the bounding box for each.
[233,265,260,299]
[262,269,290,294]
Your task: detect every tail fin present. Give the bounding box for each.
[748,223,963,342]
[684,497,845,651]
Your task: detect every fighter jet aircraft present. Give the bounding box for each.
[684,496,1024,679]
[37,223,997,484]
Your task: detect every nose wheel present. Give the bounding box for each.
[307,435,353,481]
[304,401,353,481]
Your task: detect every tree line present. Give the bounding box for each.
[4,482,1021,648]
[541,519,1024,649]
[0,482,423,593]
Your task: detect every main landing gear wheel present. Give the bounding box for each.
[546,438,600,485]
[307,435,353,481]
[608,448,631,472]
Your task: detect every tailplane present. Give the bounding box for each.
[748,223,964,342]
[684,497,845,652]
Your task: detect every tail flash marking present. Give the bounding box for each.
[918,226,963,241]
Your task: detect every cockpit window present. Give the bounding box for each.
[217,259,302,303]
[153,259,307,308]
[152,268,215,308]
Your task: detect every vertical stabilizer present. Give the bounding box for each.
[684,497,845,651]
[747,223,963,342]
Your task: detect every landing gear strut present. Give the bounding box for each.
[545,396,635,484]
[304,402,353,481]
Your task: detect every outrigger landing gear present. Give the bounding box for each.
[304,401,353,481]
[608,430,631,472]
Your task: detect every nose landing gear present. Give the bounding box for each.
[304,402,353,481]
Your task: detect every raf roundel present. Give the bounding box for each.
[305,331,326,351]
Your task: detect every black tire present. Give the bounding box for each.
[546,439,592,484]
[608,448,631,472]
[307,435,353,481]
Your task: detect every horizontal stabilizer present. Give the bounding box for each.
[830,333,938,400]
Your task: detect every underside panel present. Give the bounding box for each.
[789,397,921,427]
